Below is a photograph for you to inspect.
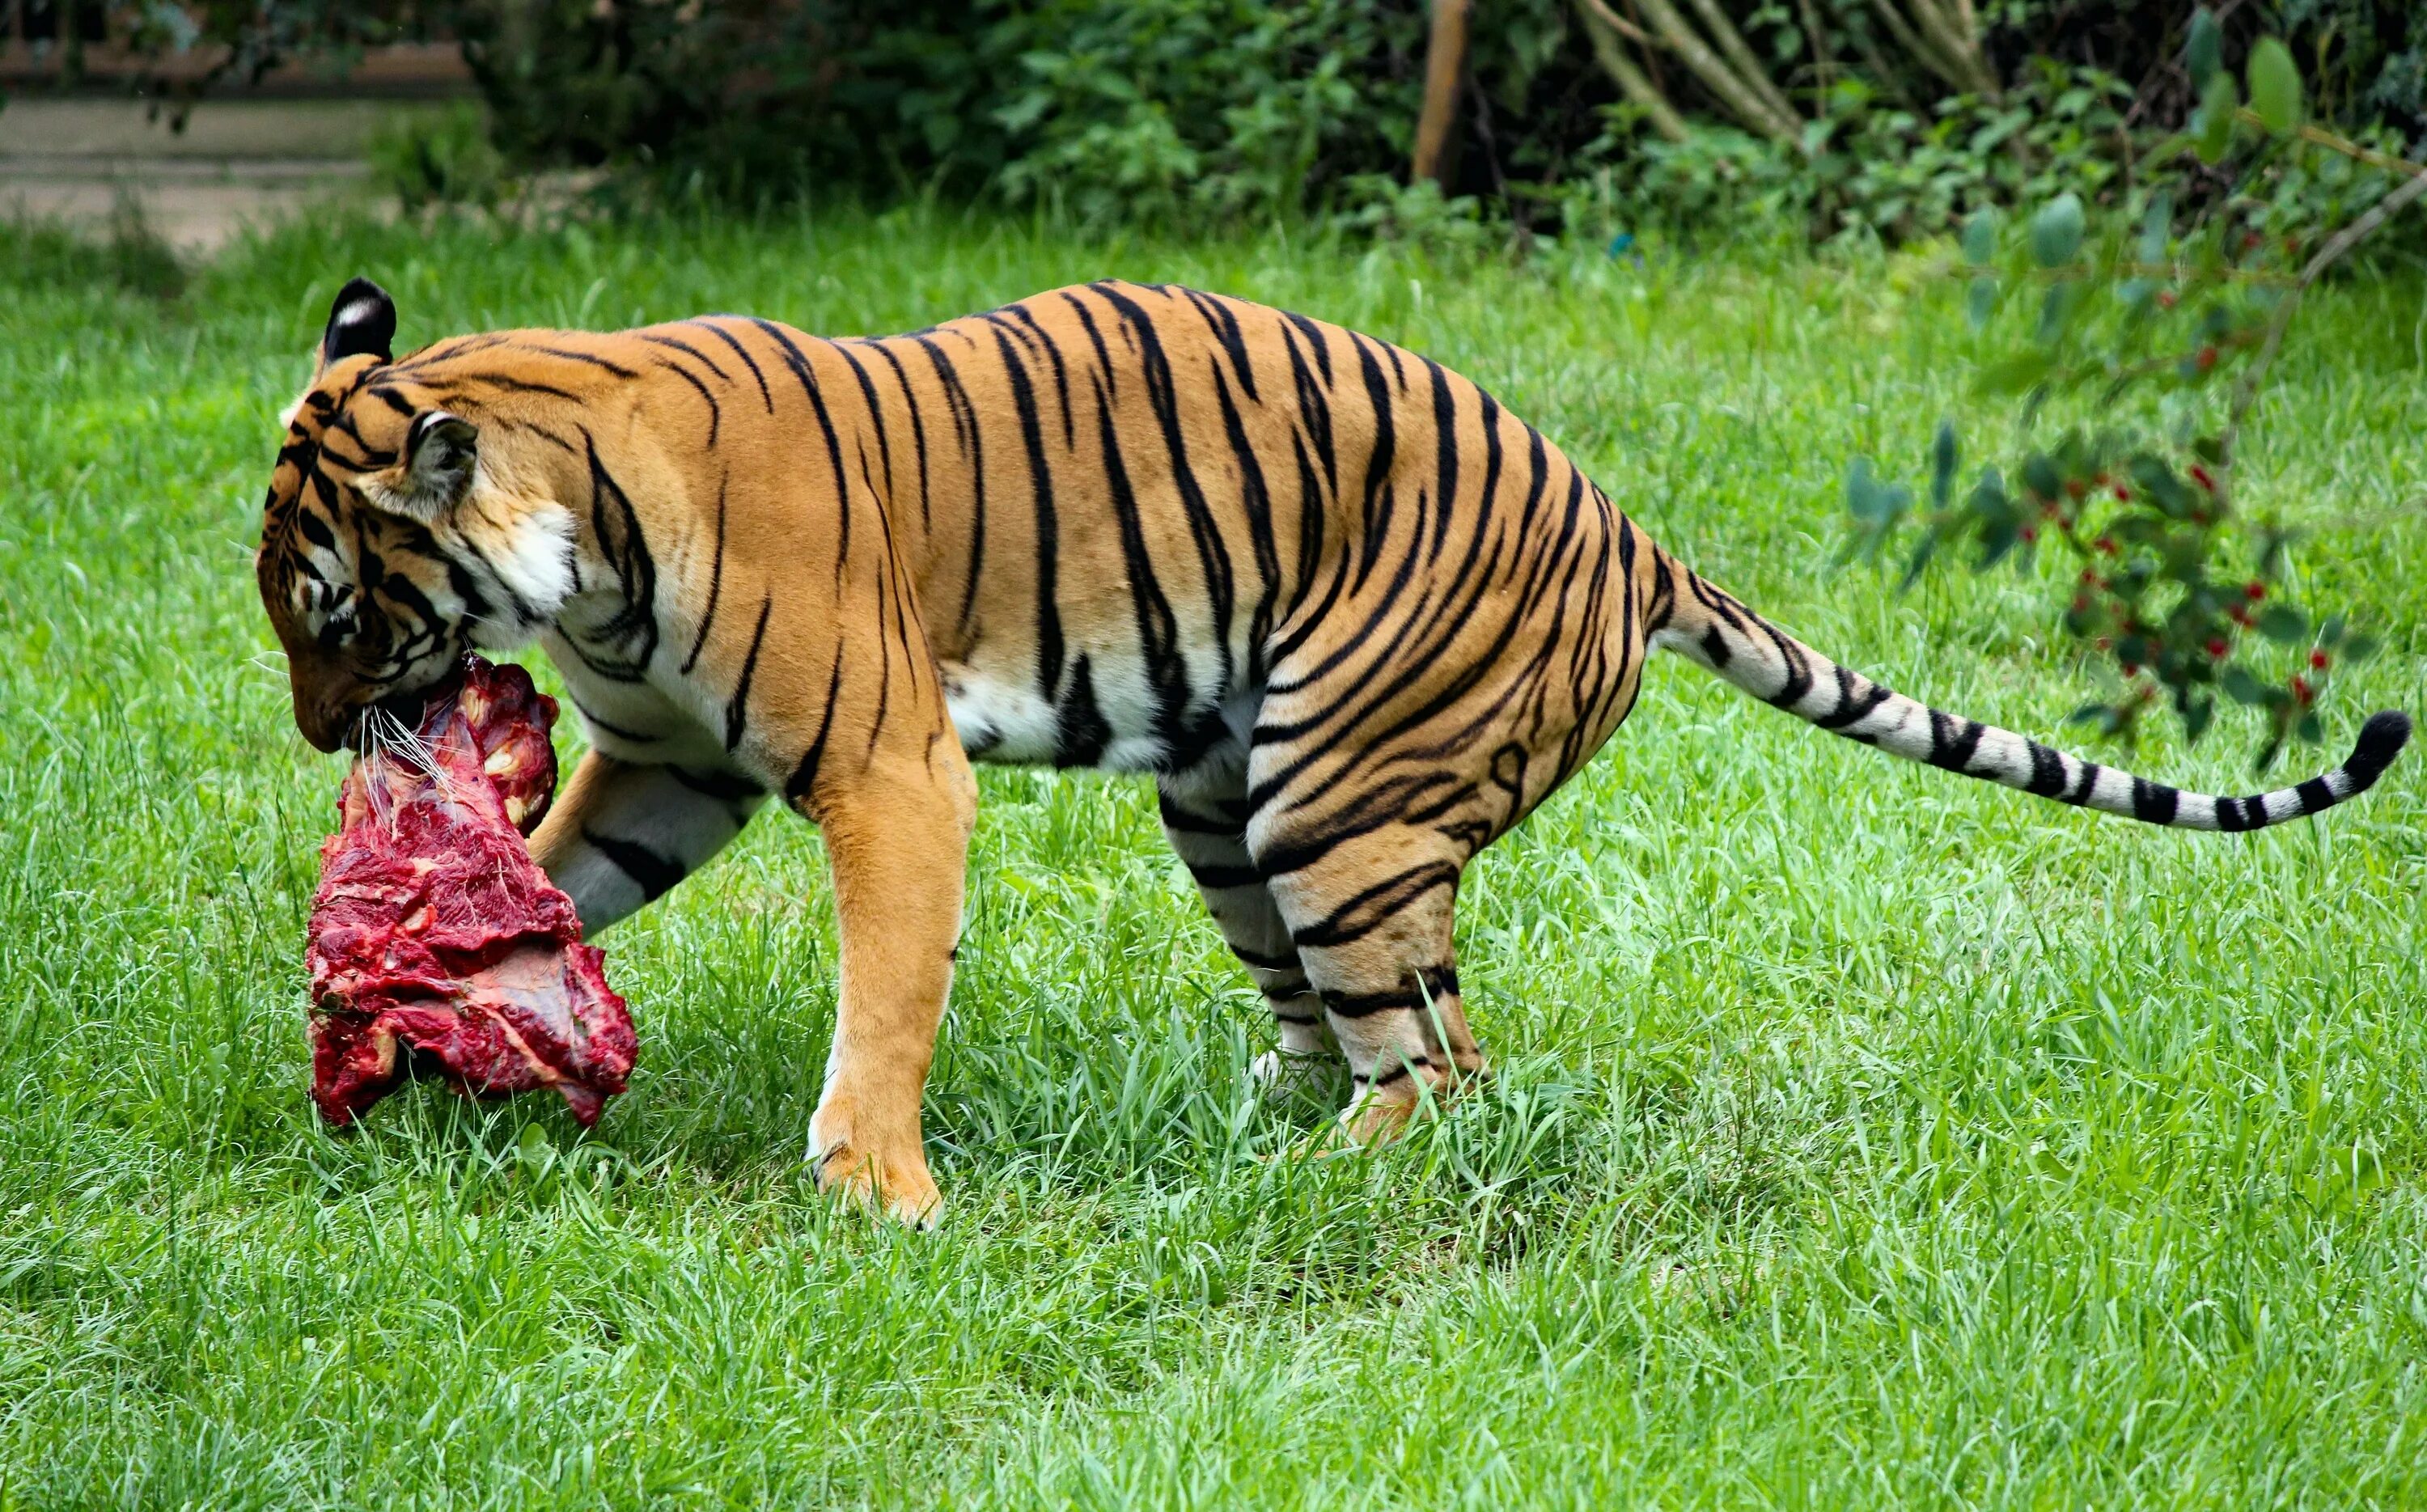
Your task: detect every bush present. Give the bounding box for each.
[442,0,1588,227]
[0,204,185,303]
[1845,20,2427,766]
[366,102,508,212]
[112,0,2427,242]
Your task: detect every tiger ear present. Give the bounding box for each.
[317,277,396,372]
[365,410,479,523]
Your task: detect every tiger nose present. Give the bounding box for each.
[296,698,361,754]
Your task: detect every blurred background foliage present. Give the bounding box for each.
[23,0,2426,244]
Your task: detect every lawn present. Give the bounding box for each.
[4,207,2425,1509]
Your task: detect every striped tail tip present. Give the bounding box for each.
[2343,710,2412,794]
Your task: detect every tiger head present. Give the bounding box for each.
[256,279,571,752]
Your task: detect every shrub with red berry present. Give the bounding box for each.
[1843,11,2415,771]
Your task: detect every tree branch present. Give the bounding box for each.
[1683,0,1803,133]
[2219,165,2427,502]
[1904,0,2000,100]
[1634,0,1801,143]
[1577,0,1692,142]
[1578,0,1656,49]
[1866,0,1968,96]
[1796,0,1834,101]
[2233,110,2427,180]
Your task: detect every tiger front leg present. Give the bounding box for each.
[527,751,768,933]
[796,746,977,1228]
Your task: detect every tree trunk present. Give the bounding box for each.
[1412,0,1473,189]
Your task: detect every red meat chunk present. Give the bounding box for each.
[307,655,635,1127]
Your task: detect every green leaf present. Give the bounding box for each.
[1962,208,1999,265]
[2031,193,2085,268]
[2318,613,2346,648]
[2183,696,2213,743]
[2188,8,2223,89]
[2196,70,2239,163]
[1845,455,1911,527]
[2256,604,2308,644]
[2037,282,2078,344]
[1967,277,1997,330]
[1967,469,2008,522]
[2020,452,2063,503]
[2221,666,2270,705]
[2137,191,2172,265]
[2128,454,2196,516]
[1897,534,1937,592]
[2300,1144,2391,1215]
[2296,711,2323,744]
[1845,455,1880,520]
[2247,37,2302,133]
[1979,519,2021,568]
[1929,421,1958,510]
[1976,352,2054,396]
[2343,633,2380,663]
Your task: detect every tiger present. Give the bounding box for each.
[257,275,2411,1225]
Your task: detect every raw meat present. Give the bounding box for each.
[306,655,635,1127]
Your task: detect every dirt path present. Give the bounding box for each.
[1,99,452,253]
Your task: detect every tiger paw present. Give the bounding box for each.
[810,1101,942,1228]
[815,1140,942,1229]
[1250,1047,1337,1100]
[1336,1088,1420,1146]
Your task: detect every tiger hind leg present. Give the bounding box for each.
[1254,824,1485,1145]
[1157,764,1337,1096]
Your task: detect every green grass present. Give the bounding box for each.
[5,206,2426,1509]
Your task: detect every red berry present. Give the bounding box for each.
[2158,290,2178,309]
[2196,345,2219,371]
[2243,231,2264,251]
[2292,675,2315,705]
[2114,483,2131,501]
[2096,536,2117,555]
[2310,649,2329,670]
[2021,525,2039,544]
[2229,606,2251,627]
[2189,464,2215,492]
[2244,581,2266,601]
[2205,637,2228,658]
[2065,478,2086,502]
[2079,568,2097,583]
[2071,594,2091,612]
[2096,637,2114,652]
[2122,662,2141,679]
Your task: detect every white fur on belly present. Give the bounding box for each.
[941,654,1210,772]
[942,665,1061,764]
